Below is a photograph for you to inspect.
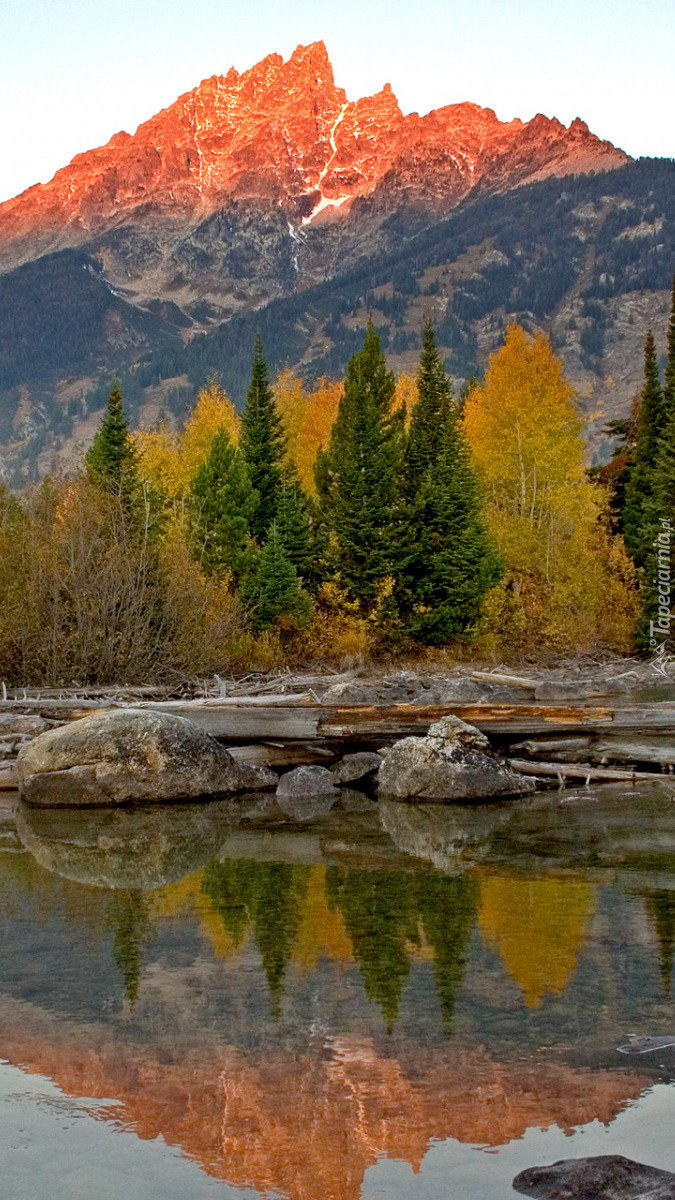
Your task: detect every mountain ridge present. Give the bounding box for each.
[0,40,628,280]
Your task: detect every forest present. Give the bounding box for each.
[1,276,674,686]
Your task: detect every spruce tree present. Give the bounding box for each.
[664,270,675,419]
[623,330,664,569]
[315,323,407,611]
[275,464,312,576]
[188,428,257,580]
[86,380,136,493]
[403,323,501,644]
[245,521,312,631]
[405,316,453,494]
[239,335,286,542]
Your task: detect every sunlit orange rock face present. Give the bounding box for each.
[0,41,628,272]
[0,1001,648,1200]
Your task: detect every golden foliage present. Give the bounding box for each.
[463,325,638,655]
[393,371,419,422]
[479,874,595,1008]
[133,381,239,500]
[274,370,343,493]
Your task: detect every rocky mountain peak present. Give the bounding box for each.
[0,43,630,273]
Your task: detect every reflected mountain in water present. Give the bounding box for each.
[0,996,650,1200]
[4,785,675,1198]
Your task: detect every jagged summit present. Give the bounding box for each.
[0,42,628,273]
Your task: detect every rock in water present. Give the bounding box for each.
[331,752,383,785]
[513,1156,675,1199]
[16,709,277,806]
[377,715,536,802]
[276,765,339,799]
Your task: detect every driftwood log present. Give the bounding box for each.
[2,699,675,739]
[507,758,665,784]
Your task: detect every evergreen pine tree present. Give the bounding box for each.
[405,316,453,494]
[86,380,136,493]
[188,427,257,581]
[275,464,312,576]
[240,335,286,542]
[623,330,665,567]
[403,323,501,644]
[655,272,675,522]
[245,521,312,631]
[664,270,675,419]
[315,323,407,612]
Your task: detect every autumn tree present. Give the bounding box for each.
[133,381,239,505]
[274,369,343,495]
[240,336,286,541]
[315,323,407,616]
[463,324,638,654]
[187,428,257,581]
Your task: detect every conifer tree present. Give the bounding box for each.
[623,332,664,566]
[86,380,136,493]
[315,323,407,611]
[664,270,675,418]
[188,427,257,580]
[275,464,312,576]
[656,273,675,521]
[245,521,312,631]
[240,335,286,542]
[405,316,453,494]
[403,323,501,644]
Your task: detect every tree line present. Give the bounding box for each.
[0,304,655,684]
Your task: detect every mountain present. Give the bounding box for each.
[1,42,672,481]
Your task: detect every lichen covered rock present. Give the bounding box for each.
[16,709,277,806]
[377,715,536,802]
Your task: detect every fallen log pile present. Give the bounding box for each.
[1,697,675,791]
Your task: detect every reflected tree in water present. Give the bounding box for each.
[644,890,675,996]
[325,868,419,1033]
[417,873,479,1031]
[202,860,310,1016]
[106,889,154,1006]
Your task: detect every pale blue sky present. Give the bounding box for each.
[1,0,673,204]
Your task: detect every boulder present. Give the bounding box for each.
[276,765,339,799]
[513,1155,675,1200]
[377,715,536,802]
[331,751,383,785]
[16,709,277,806]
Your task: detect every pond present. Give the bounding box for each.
[1,781,675,1199]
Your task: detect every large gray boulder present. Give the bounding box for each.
[513,1155,675,1199]
[16,709,277,806]
[377,715,536,802]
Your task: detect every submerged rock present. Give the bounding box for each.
[513,1155,675,1199]
[617,1035,675,1055]
[377,715,536,802]
[276,765,339,799]
[331,751,383,785]
[16,709,277,806]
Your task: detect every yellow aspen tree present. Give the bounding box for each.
[134,382,239,501]
[274,371,344,493]
[463,324,638,653]
[393,371,419,424]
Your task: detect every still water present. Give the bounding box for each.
[2,783,675,1199]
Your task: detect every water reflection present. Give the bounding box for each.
[2,784,675,1198]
